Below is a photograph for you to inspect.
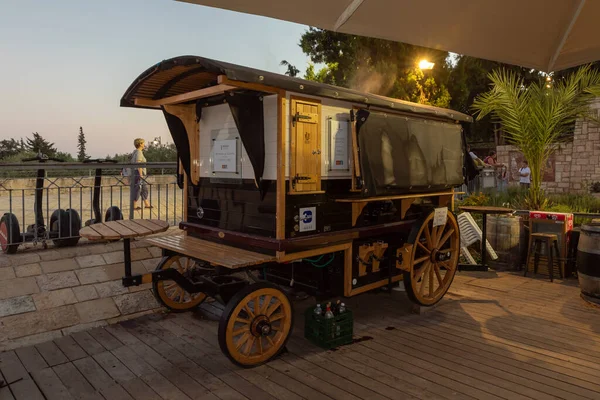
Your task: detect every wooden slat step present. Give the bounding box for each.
[146,235,275,269]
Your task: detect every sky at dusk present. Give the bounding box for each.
[0,0,311,158]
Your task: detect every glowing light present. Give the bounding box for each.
[418,60,435,70]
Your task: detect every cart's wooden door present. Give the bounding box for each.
[290,97,321,193]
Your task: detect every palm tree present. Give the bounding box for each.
[471,64,600,209]
[280,60,299,77]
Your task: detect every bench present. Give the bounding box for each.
[146,234,276,269]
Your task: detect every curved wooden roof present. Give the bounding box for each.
[120,55,472,123]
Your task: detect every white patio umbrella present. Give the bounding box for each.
[177,0,600,72]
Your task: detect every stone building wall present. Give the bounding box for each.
[495,100,600,194]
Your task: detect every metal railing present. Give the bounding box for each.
[0,162,183,251]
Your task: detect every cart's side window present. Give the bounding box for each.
[290,97,322,193]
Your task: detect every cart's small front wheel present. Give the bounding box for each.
[218,282,293,368]
[403,208,460,306]
[153,255,207,312]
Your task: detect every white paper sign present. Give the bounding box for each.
[433,207,448,227]
[330,120,349,170]
[213,139,237,172]
[299,207,316,232]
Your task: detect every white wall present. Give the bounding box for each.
[198,94,278,181]
[197,92,356,182]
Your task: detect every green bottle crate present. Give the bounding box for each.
[304,306,353,349]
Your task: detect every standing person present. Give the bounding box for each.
[518,160,531,189]
[483,150,502,166]
[484,150,505,189]
[497,166,508,192]
[467,144,485,167]
[130,138,152,210]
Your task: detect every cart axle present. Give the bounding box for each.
[122,268,248,303]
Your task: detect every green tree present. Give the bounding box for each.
[288,28,452,107]
[0,139,24,160]
[280,60,299,77]
[77,126,87,162]
[143,142,177,162]
[471,64,600,210]
[448,56,543,143]
[111,142,177,162]
[55,151,75,162]
[26,132,57,157]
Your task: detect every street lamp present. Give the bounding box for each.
[418,59,435,70]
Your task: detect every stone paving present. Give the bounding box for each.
[0,227,182,352]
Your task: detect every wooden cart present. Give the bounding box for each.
[118,55,477,367]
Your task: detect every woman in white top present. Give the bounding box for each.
[518,160,531,189]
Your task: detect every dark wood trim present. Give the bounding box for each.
[179,219,416,252]
[352,104,463,125]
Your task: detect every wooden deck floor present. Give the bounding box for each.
[1,271,600,400]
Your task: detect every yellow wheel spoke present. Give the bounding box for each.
[414,261,429,280]
[434,263,444,287]
[259,295,273,315]
[419,263,430,297]
[243,336,255,356]
[257,337,264,355]
[157,256,206,311]
[243,304,255,319]
[435,221,447,247]
[414,255,429,265]
[235,332,251,350]
[266,336,275,347]
[253,296,260,316]
[266,301,281,317]
[225,288,292,366]
[417,241,431,254]
[424,224,433,249]
[175,259,184,273]
[270,313,284,322]
[438,228,455,249]
[429,263,434,296]
[439,260,455,271]
[409,212,459,305]
[232,326,250,337]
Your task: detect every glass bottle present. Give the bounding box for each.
[314,303,322,316]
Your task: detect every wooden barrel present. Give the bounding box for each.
[577,223,600,303]
[486,214,525,270]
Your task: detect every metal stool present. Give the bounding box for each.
[525,233,562,282]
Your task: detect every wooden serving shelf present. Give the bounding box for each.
[334,190,455,226]
[334,190,454,203]
[146,234,276,269]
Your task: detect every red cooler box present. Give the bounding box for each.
[527,211,573,276]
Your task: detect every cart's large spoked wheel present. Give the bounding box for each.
[219,282,293,368]
[404,209,460,306]
[153,255,207,312]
